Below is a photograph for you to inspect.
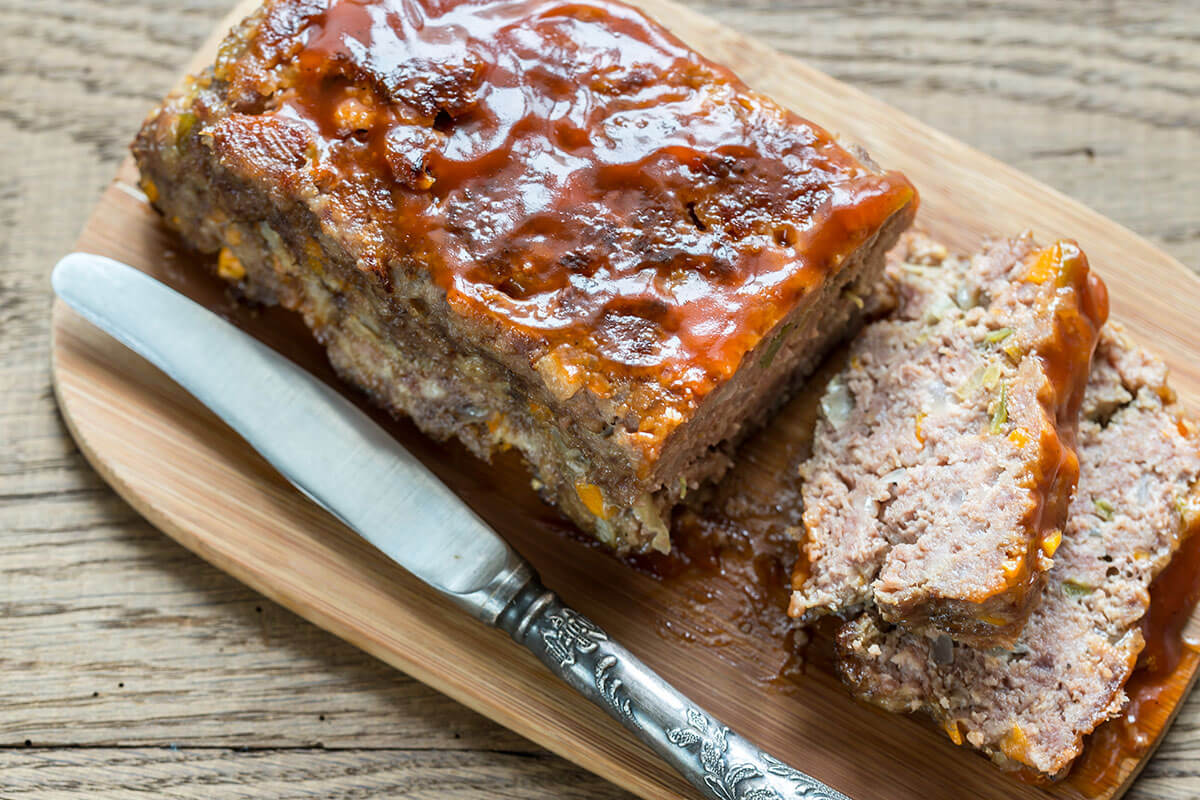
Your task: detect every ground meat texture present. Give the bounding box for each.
[132,0,916,552]
[837,325,1200,778]
[790,233,1108,644]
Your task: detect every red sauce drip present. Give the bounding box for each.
[1068,525,1200,793]
[1026,242,1109,435]
[1011,242,1109,629]
[217,0,916,456]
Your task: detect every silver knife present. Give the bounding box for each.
[52,252,850,800]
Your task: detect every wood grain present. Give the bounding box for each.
[4,0,1199,797]
[0,748,631,799]
[50,0,1200,797]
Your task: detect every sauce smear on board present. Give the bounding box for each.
[1068,523,1200,794]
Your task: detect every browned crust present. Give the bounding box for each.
[131,0,915,551]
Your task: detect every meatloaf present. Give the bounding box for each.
[132,0,917,552]
[790,233,1108,645]
[837,325,1200,776]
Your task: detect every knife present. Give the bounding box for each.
[52,252,851,800]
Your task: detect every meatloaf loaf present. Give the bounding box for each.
[132,0,917,552]
[790,233,1108,645]
[837,325,1200,777]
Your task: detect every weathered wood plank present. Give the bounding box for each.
[1,0,1197,797]
[0,748,631,798]
[689,0,1200,270]
[0,515,533,751]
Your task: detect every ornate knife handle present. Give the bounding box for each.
[464,566,852,800]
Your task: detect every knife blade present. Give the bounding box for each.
[52,251,851,800]
[52,252,518,604]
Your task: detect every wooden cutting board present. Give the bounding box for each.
[50,1,1200,798]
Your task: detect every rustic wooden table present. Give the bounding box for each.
[3,1,1198,797]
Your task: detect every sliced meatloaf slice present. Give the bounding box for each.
[132,0,917,553]
[790,233,1108,645]
[836,325,1200,776]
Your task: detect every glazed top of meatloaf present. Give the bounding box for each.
[199,0,916,459]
